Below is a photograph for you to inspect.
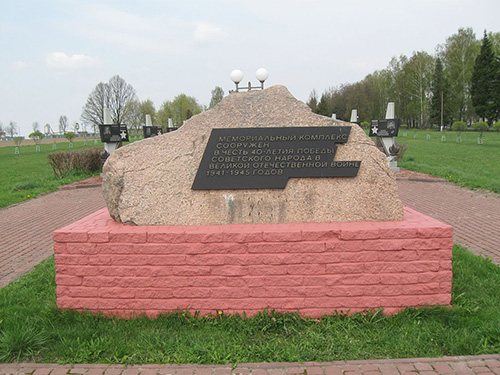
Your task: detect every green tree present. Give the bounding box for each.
[440,28,480,123]
[64,132,77,143]
[315,94,330,116]
[140,99,156,121]
[306,89,318,112]
[124,99,157,135]
[402,51,435,128]
[209,86,224,109]
[157,94,202,129]
[29,131,44,145]
[451,121,467,136]
[430,58,450,127]
[471,31,499,124]
[471,121,489,139]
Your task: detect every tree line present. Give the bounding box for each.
[79,75,225,135]
[307,28,500,128]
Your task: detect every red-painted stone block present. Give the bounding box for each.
[54,229,88,243]
[417,226,453,238]
[54,254,89,265]
[99,287,136,299]
[147,230,187,243]
[66,243,99,255]
[109,230,147,243]
[184,229,225,244]
[88,229,110,243]
[172,266,211,276]
[263,229,302,242]
[57,286,98,297]
[287,264,326,275]
[341,274,381,285]
[325,263,365,274]
[210,265,248,276]
[325,240,365,252]
[55,275,82,286]
[53,242,67,254]
[339,224,380,240]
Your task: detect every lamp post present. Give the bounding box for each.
[230,68,269,93]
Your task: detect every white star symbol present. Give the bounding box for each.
[120,130,127,139]
[372,125,378,135]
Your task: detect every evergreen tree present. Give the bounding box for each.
[306,89,318,112]
[315,94,330,116]
[430,58,449,127]
[471,31,498,124]
[209,86,224,109]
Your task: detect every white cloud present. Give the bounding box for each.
[45,52,98,69]
[12,61,28,70]
[194,22,225,43]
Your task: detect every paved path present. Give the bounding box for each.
[0,177,499,371]
[397,178,500,264]
[1,355,499,375]
[0,186,105,288]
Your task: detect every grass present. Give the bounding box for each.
[0,245,499,364]
[0,141,103,208]
[395,129,500,193]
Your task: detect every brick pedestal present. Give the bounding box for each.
[54,207,453,318]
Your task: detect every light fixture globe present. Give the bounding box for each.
[255,68,268,82]
[230,70,243,84]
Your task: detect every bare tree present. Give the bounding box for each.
[59,115,68,133]
[0,122,5,138]
[6,121,18,137]
[32,121,40,132]
[81,75,137,127]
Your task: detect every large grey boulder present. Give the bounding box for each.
[102,85,403,225]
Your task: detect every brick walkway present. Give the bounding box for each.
[397,178,500,264]
[0,186,105,288]
[0,177,499,371]
[0,355,499,375]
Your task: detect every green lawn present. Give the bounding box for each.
[395,130,500,193]
[0,246,499,364]
[0,141,103,208]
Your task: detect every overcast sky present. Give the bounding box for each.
[1,0,499,136]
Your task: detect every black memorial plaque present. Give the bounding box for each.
[143,126,162,138]
[369,119,401,137]
[192,127,361,190]
[99,124,129,143]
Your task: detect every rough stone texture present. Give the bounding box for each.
[54,207,452,318]
[102,85,403,226]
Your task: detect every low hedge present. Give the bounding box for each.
[47,147,103,177]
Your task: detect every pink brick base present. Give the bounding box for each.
[53,207,453,318]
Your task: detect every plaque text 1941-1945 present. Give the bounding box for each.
[192,127,361,190]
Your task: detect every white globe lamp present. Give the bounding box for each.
[255,68,268,83]
[230,70,243,84]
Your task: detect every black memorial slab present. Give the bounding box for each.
[143,126,162,138]
[369,119,400,137]
[192,127,361,190]
[99,124,129,143]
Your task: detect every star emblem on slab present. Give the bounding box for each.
[120,130,127,139]
[371,125,378,135]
